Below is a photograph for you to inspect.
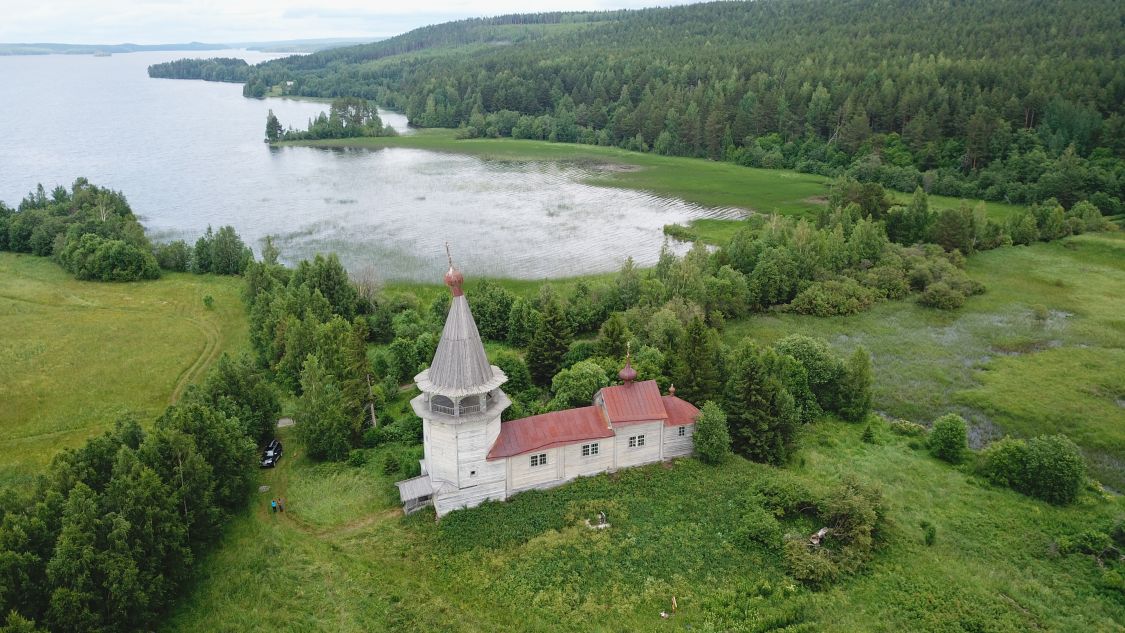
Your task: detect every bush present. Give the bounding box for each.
[382,453,401,475]
[155,240,192,271]
[890,419,928,437]
[736,506,782,550]
[788,278,877,316]
[58,233,161,282]
[929,413,968,463]
[917,281,965,309]
[920,520,937,546]
[347,449,368,467]
[753,476,816,518]
[694,401,732,464]
[783,538,839,588]
[979,434,1086,504]
[1058,529,1113,557]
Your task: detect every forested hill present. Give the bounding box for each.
[235,0,1121,210]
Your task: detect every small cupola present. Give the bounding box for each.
[618,344,637,385]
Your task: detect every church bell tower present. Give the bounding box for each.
[408,249,510,516]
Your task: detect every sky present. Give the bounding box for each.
[0,0,699,44]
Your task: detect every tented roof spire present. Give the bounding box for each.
[416,247,506,399]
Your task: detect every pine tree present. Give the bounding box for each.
[506,298,540,347]
[527,296,572,386]
[294,355,355,461]
[265,109,283,142]
[861,423,876,444]
[596,312,631,359]
[672,316,723,405]
[723,341,799,465]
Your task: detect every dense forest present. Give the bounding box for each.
[186,0,1123,213]
[147,57,251,82]
[0,179,253,280]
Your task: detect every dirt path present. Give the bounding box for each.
[169,316,221,403]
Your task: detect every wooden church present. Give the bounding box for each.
[396,258,700,517]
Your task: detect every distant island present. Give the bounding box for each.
[0,37,381,56]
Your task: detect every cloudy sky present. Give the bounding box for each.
[1,1,697,44]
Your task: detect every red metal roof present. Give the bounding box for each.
[599,380,668,424]
[661,396,701,427]
[487,406,614,459]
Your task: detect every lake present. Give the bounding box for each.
[0,51,738,280]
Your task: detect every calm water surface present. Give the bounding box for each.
[0,51,738,279]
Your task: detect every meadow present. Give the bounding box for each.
[163,419,1123,632]
[0,253,248,486]
[726,233,1125,489]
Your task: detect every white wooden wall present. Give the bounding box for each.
[662,424,694,458]
[425,417,459,488]
[434,479,507,516]
[507,447,562,491]
[613,420,664,468]
[561,437,616,480]
[455,415,506,486]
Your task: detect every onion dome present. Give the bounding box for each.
[668,383,676,397]
[443,243,464,297]
[618,347,637,385]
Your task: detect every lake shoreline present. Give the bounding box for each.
[279,129,1026,227]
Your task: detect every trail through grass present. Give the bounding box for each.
[0,253,248,486]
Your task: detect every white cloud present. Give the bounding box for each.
[0,0,696,44]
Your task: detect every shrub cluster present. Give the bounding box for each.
[978,435,1086,504]
[889,419,928,437]
[1,179,160,282]
[782,477,886,587]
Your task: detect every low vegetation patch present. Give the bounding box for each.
[0,253,248,486]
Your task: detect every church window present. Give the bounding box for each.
[530,453,548,467]
[581,443,599,456]
[678,426,686,437]
[628,435,645,448]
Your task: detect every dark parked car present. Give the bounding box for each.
[260,438,283,468]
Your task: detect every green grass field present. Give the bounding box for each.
[726,233,1125,488]
[285,130,1023,231]
[163,421,1123,632]
[0,253,249,486]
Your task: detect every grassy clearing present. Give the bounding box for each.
[0,253,248,486]
[164,421,1123,632]
[284,130,1021,230]
[727,233,1125,488]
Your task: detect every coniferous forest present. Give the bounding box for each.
[219,0,1123,212]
